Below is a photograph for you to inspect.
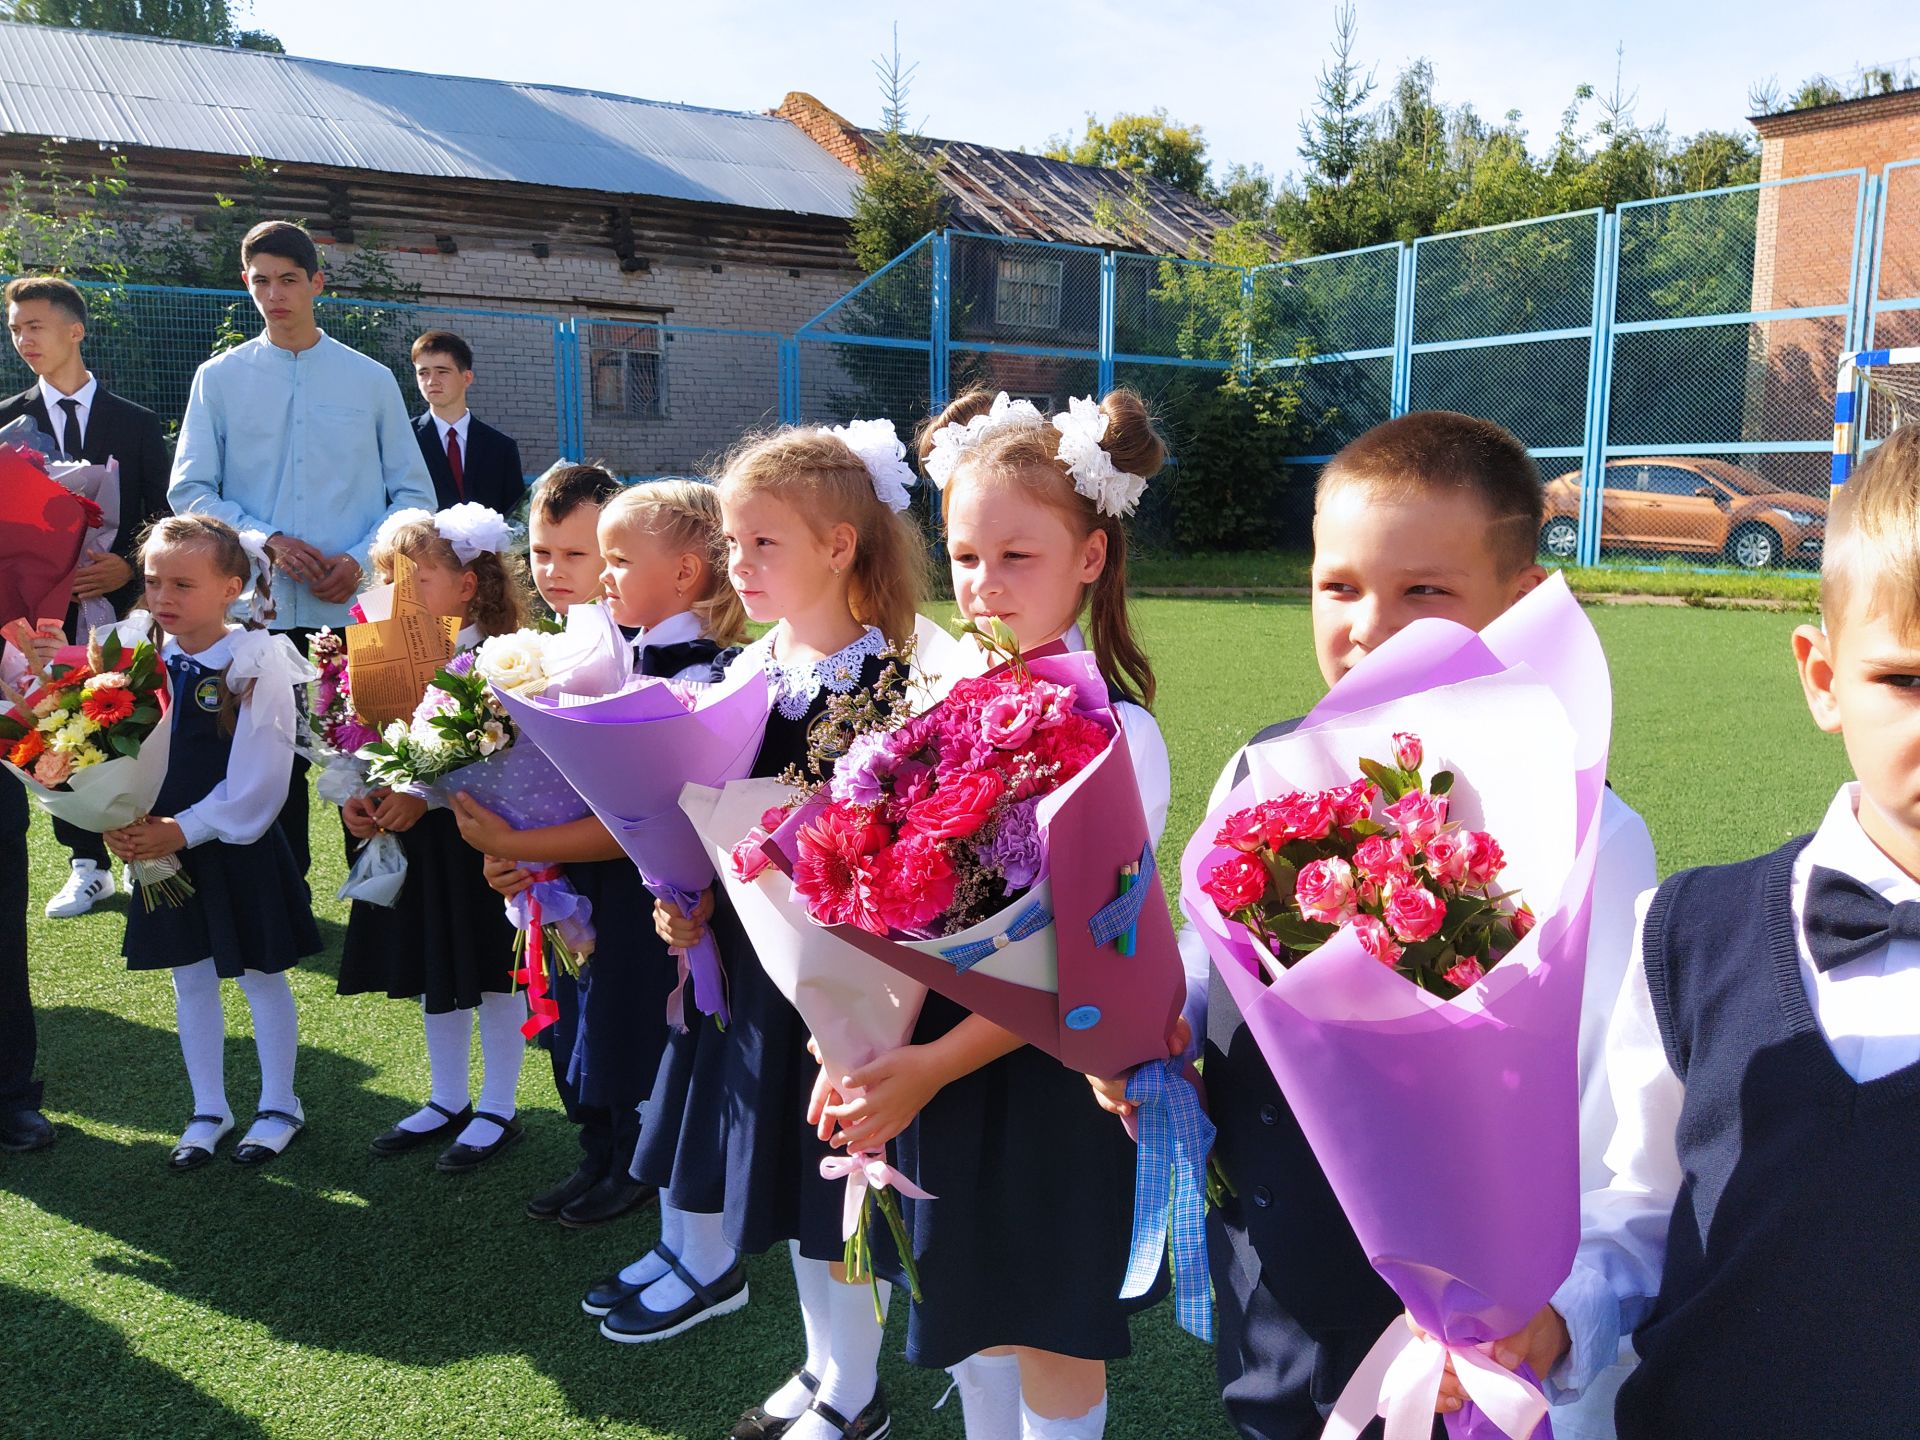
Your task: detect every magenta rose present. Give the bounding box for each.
[1328,778,1377,828]
[1351,913,1402,967]
[1294,857,1358,925]
[1203,853,1267,914]
[1444,956,1487,990]
[1272,790,1336,842]
[1383,880,1446,943]
[1509,903,1537,940]
[1392,732,1423,772]
[1423,830,1471,886]
[873,831,958,933]
[1384,791,1450,851]
[905,769,1005,842]
[1214,806,1270,853]
[730,827,774,883]
[1461,830,1507,889]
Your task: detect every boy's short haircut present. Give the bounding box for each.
[3,276,87,325]
[240,220,321,278]
[1822,426,1920,641]
[411,329,474,373]
[531,462,623,524]
[1318,411,1545,575]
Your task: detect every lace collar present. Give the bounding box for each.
[752,625,889,721]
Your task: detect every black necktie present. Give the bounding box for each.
[1804,865,1920,973]
[57,396,82,460]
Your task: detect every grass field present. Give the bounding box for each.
[0,597,1853,1440]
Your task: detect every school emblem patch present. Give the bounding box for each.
[193,677,222,712]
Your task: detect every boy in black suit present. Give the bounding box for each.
[3,276,171,920]
[410,330,526,517]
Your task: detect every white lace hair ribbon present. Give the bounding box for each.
[432,502,515,562]
[820,417,918,512]
[923,391,1046,491]
[1051,395,1148,519]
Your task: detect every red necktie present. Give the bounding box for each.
[446,427,465,498]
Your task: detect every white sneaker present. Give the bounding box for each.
[45,860,115,919]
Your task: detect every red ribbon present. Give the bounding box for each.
[514,865,565,1039]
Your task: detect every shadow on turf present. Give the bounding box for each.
[0,1281,274,1440]
[9,1005,957,1437]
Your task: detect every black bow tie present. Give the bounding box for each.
[636,638,717,681]
[1804,865,1920,973]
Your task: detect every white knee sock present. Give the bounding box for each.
[397,1004,472,1133]
[234,969,299,1112]
[762,1245,833,1420]
[457,990,526,1146]
[784,1274,887,1440]
[619,1200,688,1286]
[940,1352,1022,1440]
[1020,1395,1108,1440]
[637,1206,735,1312]
[171,959,229,1146]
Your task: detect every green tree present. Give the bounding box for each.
[0,0,282,49]
[846,28,946,274]
[1283,0,1379,254]
[1046,109,1212,198]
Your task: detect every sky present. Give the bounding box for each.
[246,0,1918,184]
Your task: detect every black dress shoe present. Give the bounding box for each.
[731,1369,820,1440]
[369,1101,471,1158]
[559,1177,658,1229]
[527,1163,604,1221]
[0,1106,55,1153]
[800,1388,891,1440]
[599,1251,749,1343]
[435,1112,524,1173]
[167,1113,232,1170]
[231,1108,305,1167]
[581,1247,667,1318]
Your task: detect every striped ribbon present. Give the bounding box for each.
[938,900,1052,972]
[1088,843,1157,949]
[1122,1057,1216,1341]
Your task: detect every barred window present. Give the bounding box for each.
[592,327,667,417]
[994,254,1064,330]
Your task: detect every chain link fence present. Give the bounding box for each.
[10,159,1915,572]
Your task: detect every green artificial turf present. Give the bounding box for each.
[0,598,1853,1439]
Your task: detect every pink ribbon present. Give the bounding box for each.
[513,866,565,1040]
[819,1151,935,1240]
[1324,1315,1549,1440]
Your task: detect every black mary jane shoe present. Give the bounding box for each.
[0,1106,55,1153]
[799,1389,891,1440]
[527,1163,604,1221]
[581,1244,671,1318]
[369,1100,471,1158]
[232,1108,305,1167]
[559,1177,658,1230]
[435,1112,524,1174]
[598,1251,749,1343]
[730,1369,821,1440]
[167,1113,233,1171]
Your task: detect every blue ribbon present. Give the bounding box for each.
[938,900,1052,972]
[1122,1057,1216,1342]
[1088,843,1157,950]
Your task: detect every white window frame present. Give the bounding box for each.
[592,328,668,418]
[994,254,1065,331]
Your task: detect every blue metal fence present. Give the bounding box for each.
[8,158,1913,570]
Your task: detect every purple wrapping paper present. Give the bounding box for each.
[1180,577,1612,1440]
[491,667,771,1022]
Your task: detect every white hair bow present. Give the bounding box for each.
[372,503,514,564]
[235,527,277,625]
[1052,395,1148,519]
[821,418,918,513]
[923,392,1046,491]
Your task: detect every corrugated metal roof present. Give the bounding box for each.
[0,22,861,217]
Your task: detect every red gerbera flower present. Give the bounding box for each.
[791,803,892,936]
[80,686,137,726]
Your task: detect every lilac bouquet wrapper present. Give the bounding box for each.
[429,741,597,953]
[492,667,771,1024]
[1180,577,1612,1440]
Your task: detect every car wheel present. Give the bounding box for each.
[1540,517,1579,561]
[1727,523,1781,569]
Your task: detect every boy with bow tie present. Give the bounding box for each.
[1467,427,1920,1438]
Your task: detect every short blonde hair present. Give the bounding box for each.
[1822,427,1920,642]
[601,478,749,648]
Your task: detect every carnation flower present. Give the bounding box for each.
[978,798,1044,890]
[872,830,958,933]
[84,671,130,690]
[830,729,896,807]
[31,750,74,786]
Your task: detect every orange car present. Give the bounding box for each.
[1541,458,1826,569]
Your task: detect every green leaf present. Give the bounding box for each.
[110,732,141,758]
[1265,915,1336,950]
[129,704,160,727]
[101,631,123,669]
[1358,757,1407,801]
[1430,770,1455,796]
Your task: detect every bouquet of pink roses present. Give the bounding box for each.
[1199,731,1534,1000]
